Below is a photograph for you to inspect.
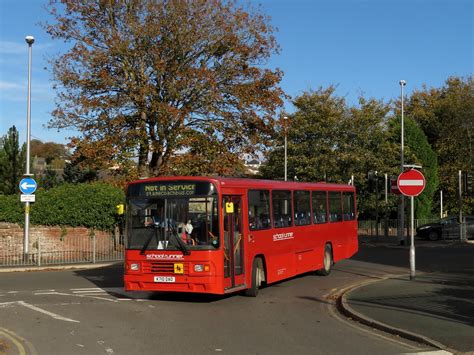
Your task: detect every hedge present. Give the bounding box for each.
[0,183,125,231]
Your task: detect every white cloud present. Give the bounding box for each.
[0,40,54,55]
[0,80,23,90]
[0,79,54,102]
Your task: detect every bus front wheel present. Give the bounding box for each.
[317,244,333,276]
[245,257,263,297]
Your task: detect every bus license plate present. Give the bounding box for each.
[154,276,175,283]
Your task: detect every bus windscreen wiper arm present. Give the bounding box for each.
[168,222,191,256]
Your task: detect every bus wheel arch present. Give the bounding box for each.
[245,255,266,297]
[316,243,333,276]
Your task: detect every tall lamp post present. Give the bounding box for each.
[24,35,34,261]
[283,116,288,181]
[399,80,407,245]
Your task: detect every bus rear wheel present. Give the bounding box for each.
[317,244,333,276]
[245,257,263,297]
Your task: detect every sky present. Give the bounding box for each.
[0,0,472,145]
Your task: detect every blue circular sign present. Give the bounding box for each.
[19,177,37,194]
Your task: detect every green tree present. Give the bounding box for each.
[261,87,347,182]
[45,0,284,177]
[40,167,60,190]
[0,126,26,195]
[406,76,473,214]
[388,117,439,219]
[260,87,398,216]
[63,158,98,184]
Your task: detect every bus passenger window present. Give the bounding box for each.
[272,190,292,228]
[329,192,343,222]
[294,191,310,226]
[248,190,271,230]
[312,191,327,224]
[343,192,356,221]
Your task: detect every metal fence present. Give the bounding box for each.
[358,219,437,238]
[0,226,124,268]
[358,218,473,240]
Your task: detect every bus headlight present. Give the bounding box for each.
[194,264,210,272]
[130,263,140,271]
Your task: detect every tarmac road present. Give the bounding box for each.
[0,255,436,355]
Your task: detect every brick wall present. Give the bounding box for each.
[0,223,123,265]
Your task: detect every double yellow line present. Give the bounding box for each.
[0,327,36,355]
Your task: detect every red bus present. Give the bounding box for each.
[124,177,357,296]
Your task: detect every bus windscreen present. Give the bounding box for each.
[126,196,220,251]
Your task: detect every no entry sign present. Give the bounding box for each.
[397,169,426,196]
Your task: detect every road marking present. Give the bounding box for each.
[0,328,27,355]
[70,287,103,291]
[401,351,453,355]
[0,301,17,308]
[7,291,18,294]
[33,289,55,292]
[97,340,114,354]
[327,302,424,351]
[17,301,80,323]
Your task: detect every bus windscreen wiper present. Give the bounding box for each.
[140,225,159,255]
[168,222,191,256]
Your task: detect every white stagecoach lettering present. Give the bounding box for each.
[146,254,184,260]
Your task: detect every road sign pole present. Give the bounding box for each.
[397,168,425,281]
[410,196,415,280]
[24,36,34,261]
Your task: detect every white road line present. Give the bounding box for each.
[70,287,103,291]
[34,292,60,295]
[0,301,18,308]
[401,351,452,355]
[72,290,107,294]
[16,301,80,323]
[33,289,56,292]
[7,291,18,294]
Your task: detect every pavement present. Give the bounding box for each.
[341,237,474,354]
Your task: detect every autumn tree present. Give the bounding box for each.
[45,0,284,177]
[30,139,69,165]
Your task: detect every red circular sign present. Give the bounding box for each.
[397,169,426,196]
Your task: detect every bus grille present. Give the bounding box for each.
[143,261,189,275]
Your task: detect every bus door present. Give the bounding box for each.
[223,196,245,289]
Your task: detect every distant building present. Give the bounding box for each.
[32,156,47,174]
[245,159,261,175]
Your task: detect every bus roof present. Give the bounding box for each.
[127,176,355,192]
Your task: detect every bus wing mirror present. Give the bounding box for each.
[116,204,125,215]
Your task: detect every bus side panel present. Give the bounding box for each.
[329,220,358,262]
[295,225,325,274]
[344,220,359,259]
[247,229,296,284]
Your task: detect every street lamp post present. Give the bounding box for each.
[399,80,407,245]
[283,116,288,181]
[24,35,34,261]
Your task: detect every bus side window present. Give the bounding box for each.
[329,192,343,222]
[248,190,271,230]
[294,190,310,226]
[343,192,355,221]
[312,191,327,224]
[272,190,292,228]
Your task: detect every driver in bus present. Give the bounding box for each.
[179,222,196,245]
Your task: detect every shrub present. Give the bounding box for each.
[0,183,125,231]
